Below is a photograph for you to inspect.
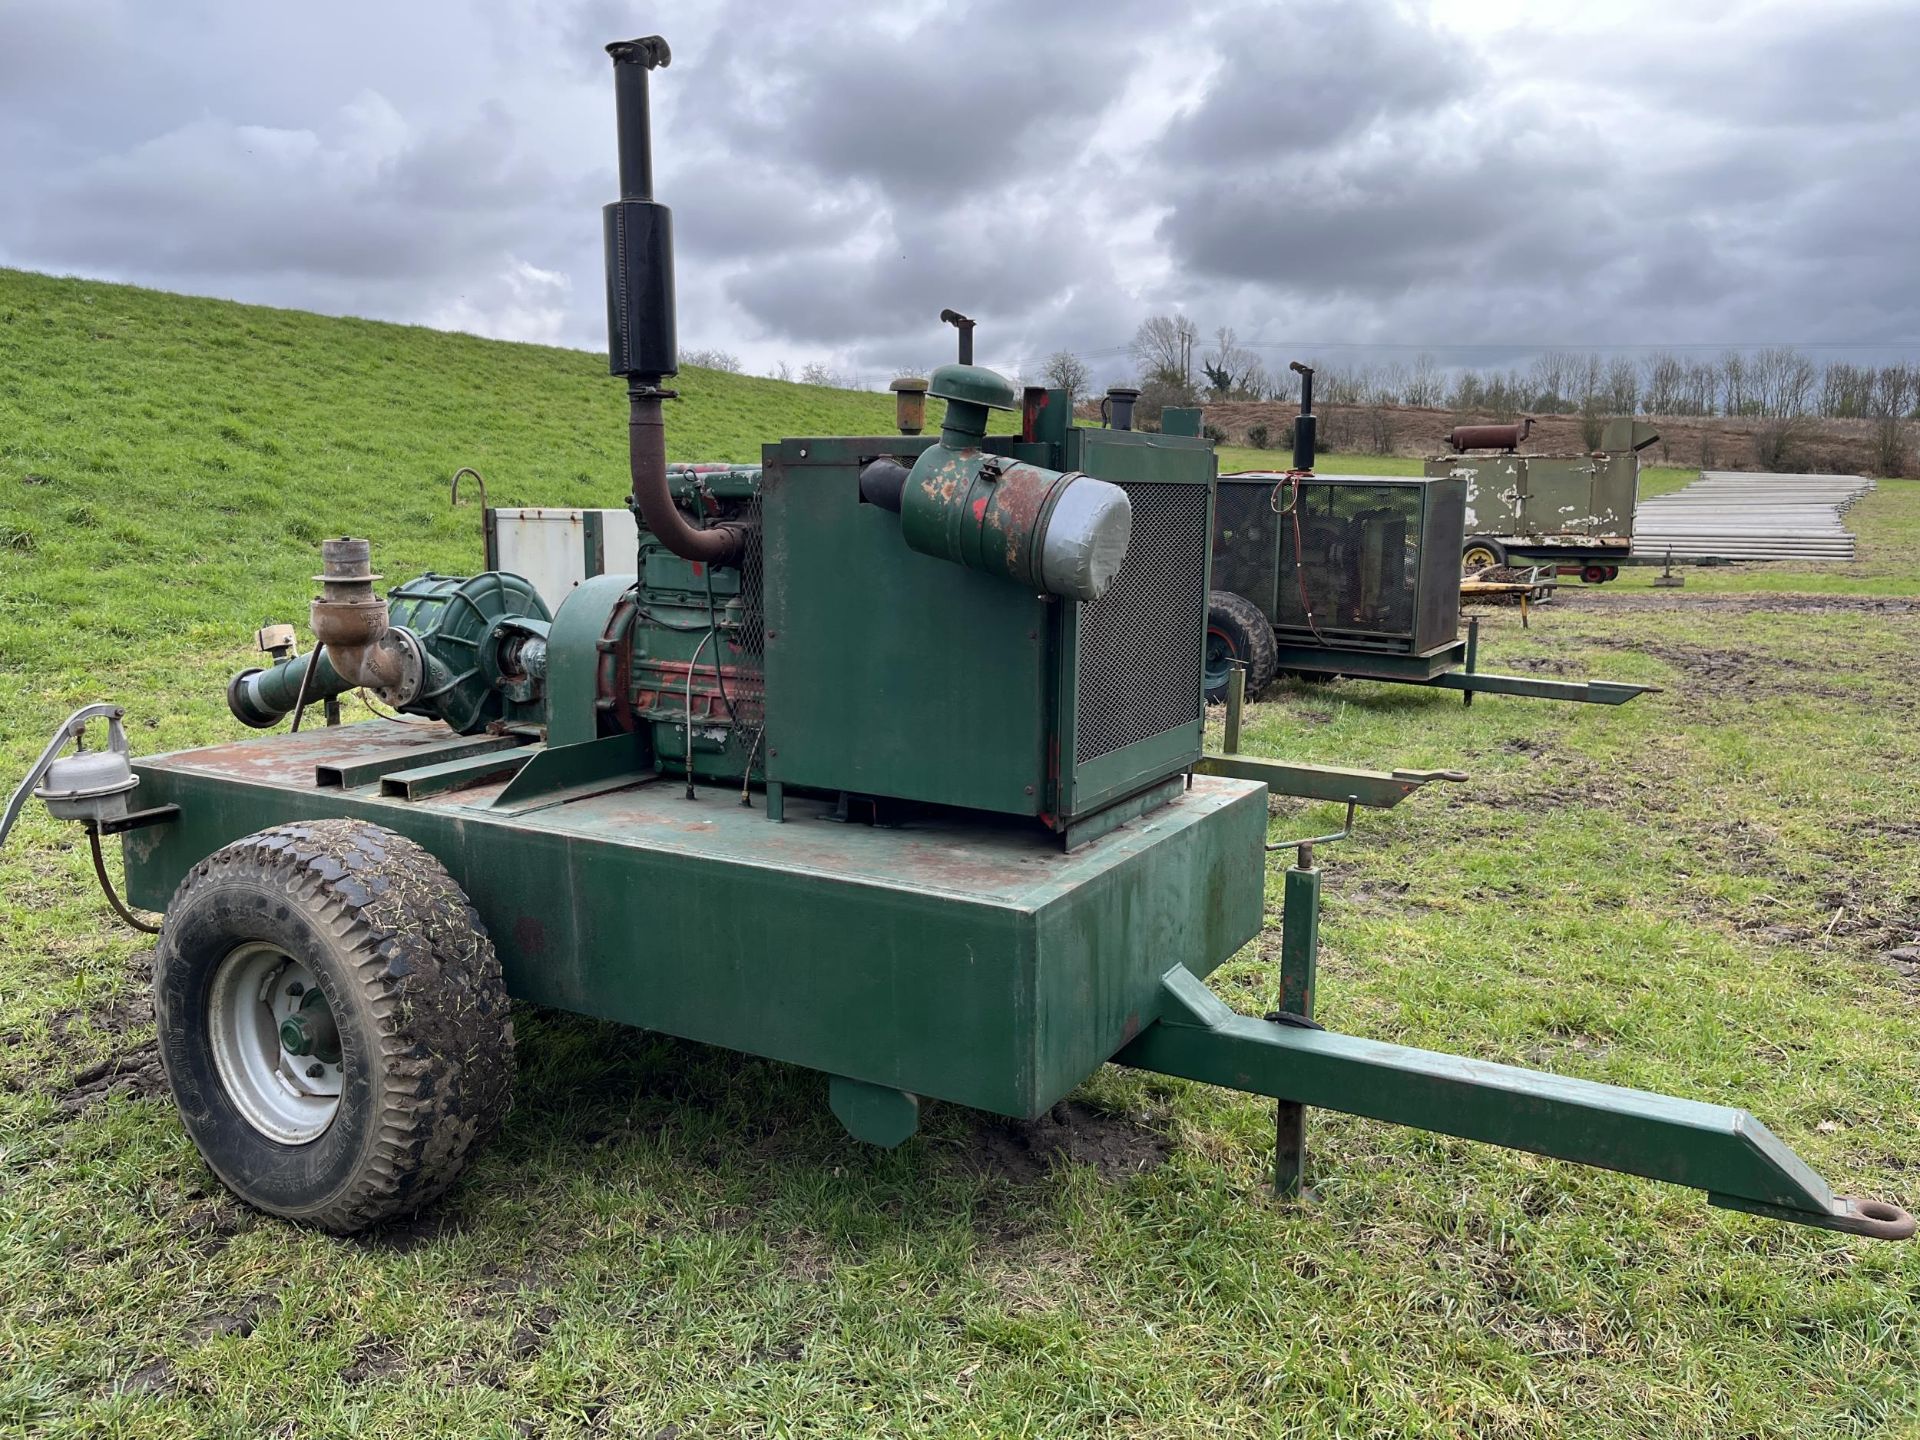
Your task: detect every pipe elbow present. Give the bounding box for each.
[627,388,746,566]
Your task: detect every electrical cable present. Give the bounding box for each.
[355,690,436,725]
[701,554,740,727]
[88,829,161,934]
[684,628,714,800]
[288,641,323,733]
[1269,475,1330,647]
[636,607,712,632]
[738,726,762,807]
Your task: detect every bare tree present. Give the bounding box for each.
[1641,352,1684,415]
[1200,326,1261,398]
[1869,364,1917,477]
[1872,363,1919,420]
[1604,357,1638,415]
[1528,352,1575,412]
[798,360,841,387]
[1314,363,1367,406]
[1403,353,1444,408]
[683,348,743,373]
[1749,346,1816,417]
[1130,314,1199,390]
[1820,362,1872,419]
[1751,414,1813,470]
[1575,353,1605,412]
[1682,360,1718,416]
[1449,368,1485,411]
[1041,351,1091,404]
[1719,351,1749,415]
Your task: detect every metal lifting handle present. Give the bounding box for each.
[1268,797,1357,861]
[0,704,128,850]
[450,466,488,509]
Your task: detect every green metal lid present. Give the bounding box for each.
[928,363,1016,411]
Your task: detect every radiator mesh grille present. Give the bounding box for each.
[732,487,768,738]
[1075,483,1208,764]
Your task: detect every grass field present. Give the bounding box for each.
[2,271,1918,1438]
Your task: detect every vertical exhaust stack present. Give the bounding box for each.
[1289,360,1317,472]
[605,36,746,567]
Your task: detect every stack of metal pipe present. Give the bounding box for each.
[1633,470,1874,562]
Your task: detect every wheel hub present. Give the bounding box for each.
[1204,629,1238,689]
[278,991,342,1064]
[208,943,343,1143]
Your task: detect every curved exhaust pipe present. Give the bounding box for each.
[605,36,746,568]
[627,384,746,566]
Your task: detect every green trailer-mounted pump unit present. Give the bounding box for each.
[1204,367,1656,707]
[3,36,1908,1246]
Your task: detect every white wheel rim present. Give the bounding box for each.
[207,942,342,1144]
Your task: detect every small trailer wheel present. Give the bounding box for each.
[153,819,513,1234]
[1204,590,1279,702]
[1461,537,1506,571]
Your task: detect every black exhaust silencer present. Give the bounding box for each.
[604,36,676,381]
[1289,360,1317,472]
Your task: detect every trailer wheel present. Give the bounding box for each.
[1205,590,1278,702]
[1581,564,1609,584]
[1462,537,1506,571]
[153,819,513,1234]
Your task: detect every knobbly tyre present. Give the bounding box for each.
[2,35,1909,1246]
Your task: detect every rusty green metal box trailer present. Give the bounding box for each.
[1425,418,1658,576]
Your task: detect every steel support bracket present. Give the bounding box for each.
[1196,752,1466,810]
[1431,671,1658,706]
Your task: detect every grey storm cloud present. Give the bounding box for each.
[702,0,1157,204]
[1159,1,1473,162]
[0,0,1915,385]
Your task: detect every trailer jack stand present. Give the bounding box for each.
[1272,843,1321,1199]
[1115,870,1915,1240]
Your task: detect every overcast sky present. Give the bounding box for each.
[2,0,1915,390]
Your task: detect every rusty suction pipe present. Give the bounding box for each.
[605,36,746,568]
[309,538,418,695]
[228,538,423,728]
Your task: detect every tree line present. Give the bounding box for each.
[685,324,1920,433]
[1063,314,1920,426]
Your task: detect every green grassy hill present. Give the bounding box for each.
[0,267,976,726]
